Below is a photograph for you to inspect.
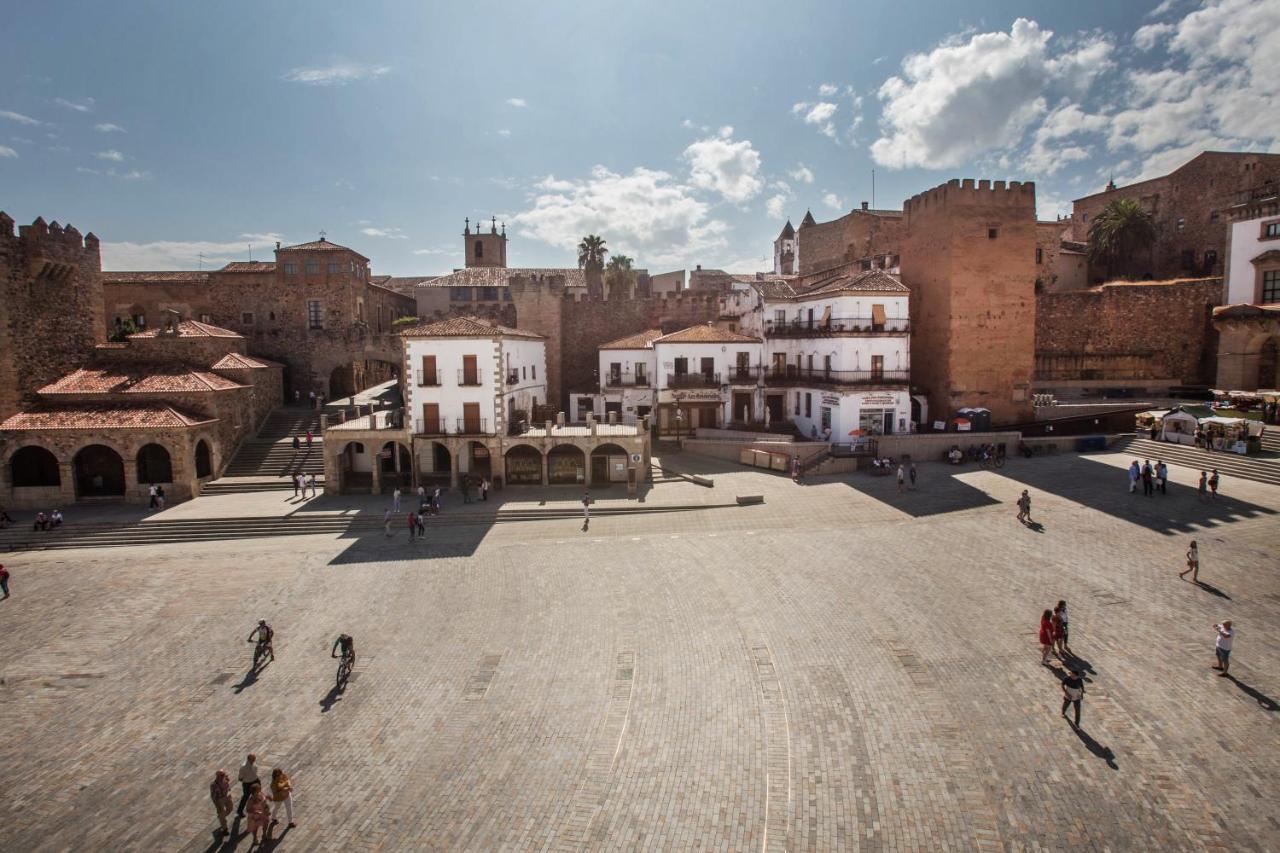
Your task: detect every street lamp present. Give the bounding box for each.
[675,407,684,442]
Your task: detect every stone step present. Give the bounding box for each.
[1114,437,1280,487]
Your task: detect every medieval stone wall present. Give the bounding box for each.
[797,210,904,275]
[1035,278,1222,387]
[901,179,1038,424]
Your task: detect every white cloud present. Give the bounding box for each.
[682,127,763,203]
[412,247,454,256]
[101,233,285,270]
[512,165,729,266]
[360,226,407,239]
[0,110,41,126]
[0,145,17,158]
[497,128,512,138]
[788,164,815,184]
[1133,22,1174,50]
[54,97,94,112]
[505,97,527,107]
[76,165,151,180]
[95,149,124,162]
[94,122,126,133]
[822,192,844,210]
[282,63,390,86]
[792,101,839,138]
[1035,190,1071,221]
[766,194,788,219]
[818,83,839,97]
[870,19,1112,170]
[1148,0,1178,17]
[1021,102,1107,174]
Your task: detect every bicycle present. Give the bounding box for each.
[250,638,273,670]
[335,652,353,689]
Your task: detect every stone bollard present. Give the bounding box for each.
[320,414,328,431]
[545,420,553,434]
[608,411,617,425]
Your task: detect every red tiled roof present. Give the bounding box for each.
[654,324,762,344]
[211,352,282,370]
[1,403,216,431]
[398,315,545,340]
[129,320,242,339]
[599,329,664,350]
[39,363,246,395]
[219,261,276,273]
[100,270,211,284]
[799,269,908,297]
[416,267,587,288]
[278,238,369,261]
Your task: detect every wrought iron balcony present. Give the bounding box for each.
[458,369,483,387]
[605,372,651,387]
[416,369,441,387]
[667,372,721,388]
[726,367,762,383]
[764,367,909,387]
[506,370,520,386]
[764,317,909,337]
[454,417,491,435]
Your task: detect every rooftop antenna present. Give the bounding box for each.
[871,169,876,210]
[319,229,327,241]
[248,243,253,262]
[197,252,204,270]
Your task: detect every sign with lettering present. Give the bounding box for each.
[821,394,841,406]
[860,393,898,406]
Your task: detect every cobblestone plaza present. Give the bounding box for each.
[1,449,1277,851]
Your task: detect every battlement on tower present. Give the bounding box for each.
[903,179,1036,218]
[508,273,568,295]
[1,213,102,283]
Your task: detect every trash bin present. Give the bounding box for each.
[1075,436,1106,453]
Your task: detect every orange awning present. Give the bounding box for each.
[871,304,886,326]
[820,305,832,326]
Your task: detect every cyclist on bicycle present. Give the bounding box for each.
[331,633,355,666]
[248,620,274,664]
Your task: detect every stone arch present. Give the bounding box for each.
[1258,335,1279,390]
[10,445,61,488]
[136,443,173,484]
[335,440,372,492]
[74,444,126,498]
[547,443,586,485]
[464,440,493,479]
[590,443,630,486]
[194,439,213,479]
[329,364,354,400]
[503,443,543,484]
[380,440,413,488]
[420,440,453,483]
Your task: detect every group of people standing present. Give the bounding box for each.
[293,473,319,499]
[146,484,166,510]
[210,754,296,843]
[1037,602,1086,726]
[1128,459,1169,496]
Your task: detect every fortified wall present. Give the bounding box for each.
[798,208,904,275]
[900,179,1037,424]
[0,213,105,421]
[508,275,722,409]
[1035,278,1221,390]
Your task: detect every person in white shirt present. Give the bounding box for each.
[392,487,401,513]
[1212,621,1234,676]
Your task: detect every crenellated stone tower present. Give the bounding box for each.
[0,213,105,420]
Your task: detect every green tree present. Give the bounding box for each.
[107,317,139,342]
[605,253,635,296]
[1087,197,1157,279]
[577,234,608,269]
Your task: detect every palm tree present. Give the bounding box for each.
[606,253,633,272]
[1087,197,1157,280]
[577,234,608,269]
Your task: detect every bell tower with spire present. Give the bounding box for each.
[464,216,508,268]
[773,218,796,274]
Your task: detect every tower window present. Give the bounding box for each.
[988,228,998,239]
[475,240,484,259]
[1036,248,1043,264]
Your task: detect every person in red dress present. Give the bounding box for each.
[1039,609,1054,665]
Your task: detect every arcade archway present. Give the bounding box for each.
[74,444,125,498]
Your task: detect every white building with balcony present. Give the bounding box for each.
[593,329,662,423]
[651,324,764,435]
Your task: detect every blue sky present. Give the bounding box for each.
[1,0,1275,275]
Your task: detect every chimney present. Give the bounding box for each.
[861,201,869,211]
[275,241,280,251]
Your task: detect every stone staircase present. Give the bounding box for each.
[1,503,738,552]
[201,408,325,495]
[1112,433,1280,488]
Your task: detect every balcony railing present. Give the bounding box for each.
[605,373,651,387]
[765,317,909,337]
[416,369,441,387]
[667,372,721,388]
[726,367,762,383]
[458,369,483,387]
[417,418,492,436]
[764,367,910,387]
[506,370,520,385]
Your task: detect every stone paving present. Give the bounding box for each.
[1,448,1277,851]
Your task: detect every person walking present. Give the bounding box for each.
[896,464,906,493]
[908,462,917,491]
[245,784,271,844]
[417,484,425,506]
[269,767,296,831]
[431,486,442,516]
[407,511,418,541]
[307,473,317,498]
[1209,469,1220,499]
[236,754,260,817]
[384,507,393,538]
[148,483,158,510]
[1128,460,1140,494]
[392,487,401,513]
[480,477,490,501]
[292,435,301,454]
[210,769,234,836]
[1212,620,1234,676]
[1156,460,1168,495]
[415,511,426,540]
[581,490,591,532]
[1141,460,1154,497]
[1050,606,1065,659]
[308,390,315,408]
[1056,600,1071,655]
[1016,489,1032,525]
[1180,540,1200,582]
[1061,668,1085,726]
[0,563,10,600]
[461,479,472,504]
[1198,471,1209,502]
[1039,609,1054,665]
[293,473,301,498]
[305,430,314,450]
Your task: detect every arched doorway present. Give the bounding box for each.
[10,446,60,487]
[380,441,412,487]
[74,444,125,497]
[195,440,213,479]
[467,441,492,479]
[136,443,173,484]
[420,441,452,483]
[329,364,354,401]
[547,444,586,485]
[504,444,542,484]
[337,441,372,492]
[1259,337,1279,390]
[590,443,630,486]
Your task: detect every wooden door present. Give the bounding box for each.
[421,355,437,385]
[462,354,478,386]
[422,403,440,434]
[463,402,482,434]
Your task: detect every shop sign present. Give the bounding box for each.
[671,390,721,401]
[860,393,898,406]
[821,394,841,406]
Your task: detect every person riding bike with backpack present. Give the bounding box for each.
[247,620,274,666]
[331,633,355,667]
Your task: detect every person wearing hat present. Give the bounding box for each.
[209,769,234,835]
